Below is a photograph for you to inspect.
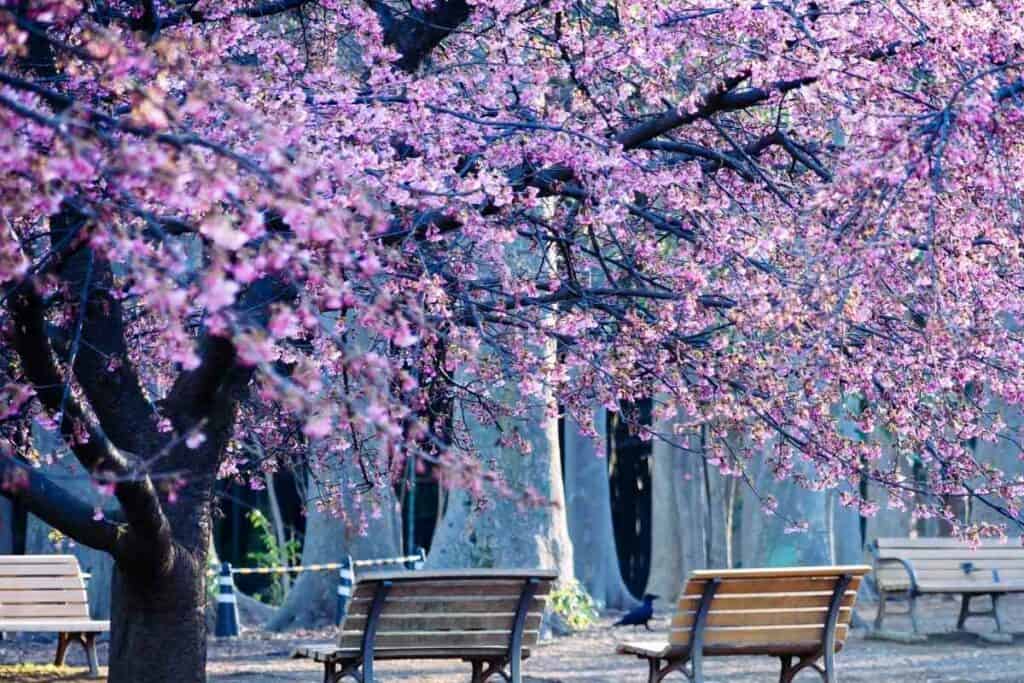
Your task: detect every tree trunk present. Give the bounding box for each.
[739,441,831,568]
[269,457,402,631]
[563,409,635,609]
[427,390,574,581]
[645,424,733,601]
[108,452,216,683]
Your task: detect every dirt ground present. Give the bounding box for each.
[2,595,1023,682]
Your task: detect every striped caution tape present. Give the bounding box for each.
[206,549,427,576]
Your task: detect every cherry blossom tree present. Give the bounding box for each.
[2,0,1024,680]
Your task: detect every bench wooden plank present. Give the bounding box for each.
[672,607,853,628]
[354,569,558,582]
[676,592,857,610]
[0,555,83,564]
[689,566,870,580]
[0,576,84,590]
[876,538,1023,548]
[682,576,863,596]
[1,603,92,618]
[350,580,552,600]
[0,564,80,577]
[343,613,541,632]
[346,595,545,616]
[297,645,534,663]
[670,624,849,647]
[339,630,541,650]
[0,589,89,603]
[0,619,108,632]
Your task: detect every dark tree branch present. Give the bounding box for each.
[614,74,817,150]
[370,0,472,73]
[51,204,164,456]
[0,455,123,553]
[6,283,172,568]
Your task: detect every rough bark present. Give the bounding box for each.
[563,409,635,609]
[645,425,733,602]
[268,453,402,631]
[739,440,831,568]
[427,392,574,581]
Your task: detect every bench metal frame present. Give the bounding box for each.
[55,631,101,676]
[868,542,1011,635]
[322,578,540,683]
[639,574,853,683]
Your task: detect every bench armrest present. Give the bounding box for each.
[868,542,920,594]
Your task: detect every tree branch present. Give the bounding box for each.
[6,283,172,568]
[0,455,123,553]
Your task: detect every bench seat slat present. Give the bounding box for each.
[0,555,83,564]
[0,619,108,632]
[670,624,848,647]
[0,564,80,577]
[0,576,84,590]
[294,644,534,663]
[339,630,540,650]
[618,640,846,659]
[0,604,92,618]
[0,589,88,603]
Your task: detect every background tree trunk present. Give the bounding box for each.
[739,444,831,568]
[645,423,734,602]
[563,409,635,609]
[427,391,574,582]
[268,458,402,630]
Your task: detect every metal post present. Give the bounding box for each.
[361,580,391,683]
[215,563,240,637]
[689,578,721,683]
[821,574,853,683]
[507,578,539,683]
[336,555,354,626]
[413,546,426,570]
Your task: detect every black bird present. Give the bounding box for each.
[613,594,659,630]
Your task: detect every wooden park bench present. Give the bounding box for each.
[617,565,870,683]
[869,537,1024,638]
[0,555,108,677]
[293,568,557,683]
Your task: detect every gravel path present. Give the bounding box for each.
[2,595,1023,681]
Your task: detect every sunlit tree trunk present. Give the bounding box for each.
[564,409,635,609]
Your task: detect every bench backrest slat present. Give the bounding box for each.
[339,570,556,653]
[0,555,90,621]
[873,538,1024,589]
[670,566,870,651]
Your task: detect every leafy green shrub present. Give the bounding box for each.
[548,579,599,631]
[246,509,300,605]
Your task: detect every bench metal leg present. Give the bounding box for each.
[471,660,484,683]
[957,594,972,629]
[874,591,887,631]
[779,654,829,683]
[54,632,70,667]
[643,656,692,683]
[83,633,99,677]
[54,632,99,678]
[908,592,921,634]
[992,593,1005,633]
